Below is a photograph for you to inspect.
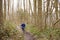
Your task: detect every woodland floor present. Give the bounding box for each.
[17,25,35,40]
[1,21,60,40]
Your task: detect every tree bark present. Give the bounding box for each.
[45,0,50,27]
[0,0,4,40]
[3,0,6,20]
[38,0,42,29]
[55,0,58,20]
[0,0,3,26]
[34,0,36,25]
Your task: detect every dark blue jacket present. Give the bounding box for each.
[21,23,25,28]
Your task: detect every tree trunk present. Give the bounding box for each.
[55,0,58,20]
[0,0,3,26]
[54,0,58,28]
[38,0,42,29]
[45,0,50,27]
[0,0,3,40]
[29,0,33,24]
[34,0,36,25]
[3,0,6,20]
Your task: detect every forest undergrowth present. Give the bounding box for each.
[0,21,60,40]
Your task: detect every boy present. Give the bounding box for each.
[21,23,26,32]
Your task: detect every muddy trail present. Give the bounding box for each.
[24,31,36,40]
[17,25,36,40]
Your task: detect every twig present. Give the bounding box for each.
[54,19,60,25]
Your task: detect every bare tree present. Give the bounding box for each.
[0,0,3,26]
[33,0,36,25]
[3,0,6,20]
[0,0,4,40]
[38,0,42,29]
[55,0,58,20]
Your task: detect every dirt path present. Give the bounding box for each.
[24,32,35,40]
[16,25,35,40]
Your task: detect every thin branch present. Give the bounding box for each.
[54,19,60,25]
